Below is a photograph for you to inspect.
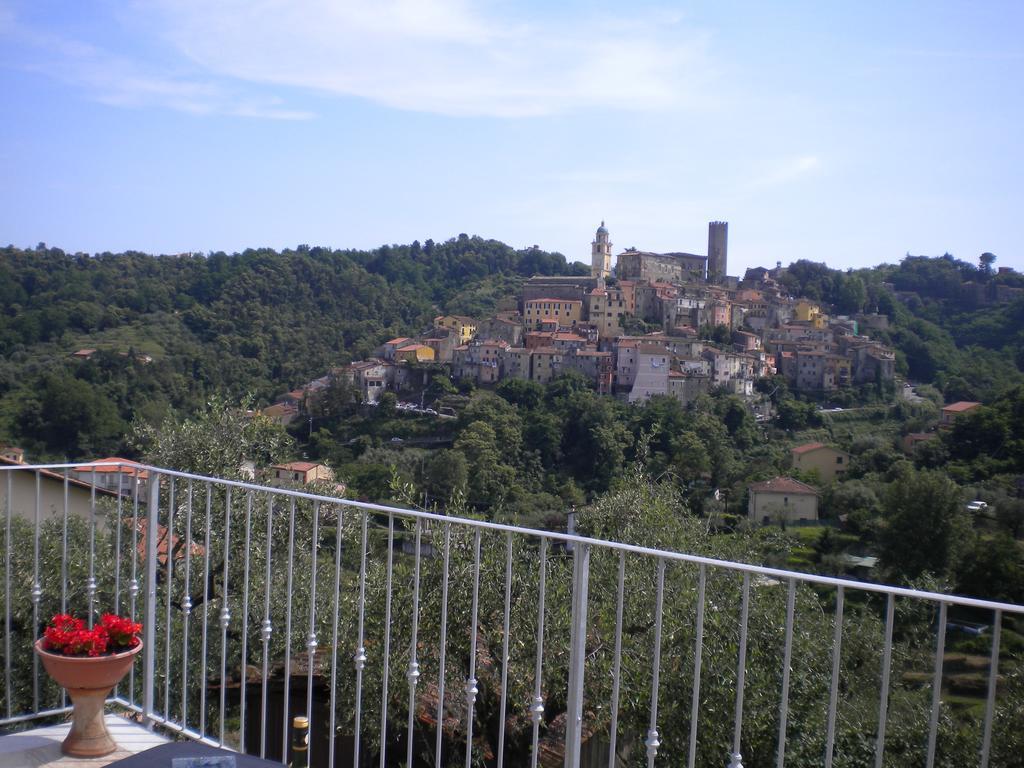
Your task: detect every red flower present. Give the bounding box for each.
[100,613,142,649]
[42,613,141,657]
[42,614,84,652]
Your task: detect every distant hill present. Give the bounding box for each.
[774,255,1024,401]
[2,238,1021,460]
[0,237,585,458]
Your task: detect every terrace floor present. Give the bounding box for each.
[0,713,167,768]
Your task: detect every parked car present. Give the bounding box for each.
[966,500,988,512]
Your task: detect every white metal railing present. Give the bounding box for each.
[2,461,1023,768]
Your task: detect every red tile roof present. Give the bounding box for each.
[273,461,321,473]
[791,442,826,455]
[73,458,148,477]
[942,401,981,413]
[748,476,818,495]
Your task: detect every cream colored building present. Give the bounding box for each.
[2,458,118,523]
[587,287,627,339]
[748,477,818,524]
[790,443,850,483]
[269,461,335,486]
[524,298,582,329]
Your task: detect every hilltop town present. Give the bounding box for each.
[269,221,896,421]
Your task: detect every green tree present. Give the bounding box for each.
[878,467,972,580]
[131,397,293,477]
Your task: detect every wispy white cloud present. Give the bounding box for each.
[1,1,712,119]
[139,0,712,118]
[0,10,313,119]
[745,155,820,190]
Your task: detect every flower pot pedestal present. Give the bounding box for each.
[34,639,143,758]
[61,685,119,757]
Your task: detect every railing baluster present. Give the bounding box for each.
[129,477,141,707]
[306,501,320,762]
[181,481,194,730]
[62,471,70,615]
[464,529,482,768]
[240,491,254,753]
[776,578,796,768]
[200,484,213,739]
[164,477,176,719]
[687,564,706,768]
[379,514,395,768]
[406,519,423,768]
[608,551,626,768]
[112,469,121,616]
[874,594,895,768]
[219,487,233,747]
[353,511,369,768]
[87,469,96,626]
[497,531,513,768]
[979,609,1002,768]
[435,523,452,768]
[259,495,274,759]
[529,538,548,768]
[728,572,751,768]
[282,498,297,763]
[926,601,948,768]
[824,585,845,768]
[566,543,591,768]
[328,501,345,768]
[142,472,161,728]
[61,470,70,707]
[4,472,12,720]
[31,471,41,713]
[645,558,665,768]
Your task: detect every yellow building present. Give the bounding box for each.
[587,287,627,339]
[524,298,582,329]
[394,344,436,363]
[794,300,827,329]
[434,315,477,343]
[790,442,850,483]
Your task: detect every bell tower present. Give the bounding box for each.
[591,221,612,280]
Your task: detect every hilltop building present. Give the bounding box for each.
[286,216,896,412]
[591,221,612,280]
[708,220,728,284]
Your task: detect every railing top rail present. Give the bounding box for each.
[8,461,1024,615]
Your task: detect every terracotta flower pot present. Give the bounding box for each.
[34,638,143,757]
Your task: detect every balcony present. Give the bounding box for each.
[1,462,1023,767]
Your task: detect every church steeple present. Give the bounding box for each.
[591,221,612,280]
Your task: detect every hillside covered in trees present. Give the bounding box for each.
[0,237,585,457]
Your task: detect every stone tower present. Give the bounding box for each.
[591,221,612,280]
[707,221,728,283]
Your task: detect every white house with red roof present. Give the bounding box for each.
[748,476,818,523]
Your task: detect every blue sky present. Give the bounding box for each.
[1,1,1021,273]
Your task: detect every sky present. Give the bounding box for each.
[1,1,1022,274]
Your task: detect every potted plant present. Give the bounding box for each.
[34,613,143,757]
